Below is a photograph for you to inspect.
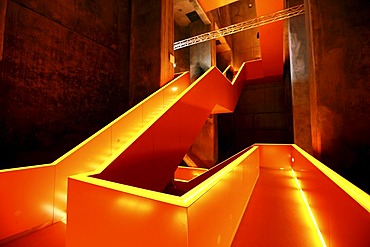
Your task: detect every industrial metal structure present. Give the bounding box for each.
[174,4,305,50]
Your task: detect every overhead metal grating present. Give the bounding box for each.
[174,4,305,50]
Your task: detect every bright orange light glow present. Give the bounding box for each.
[292,145,370,213]
[174,166,207,182]
[116,196,153,214]
[291,169,327,247]
[61,217,67,224]
[171,86,178,92]
[42,204,67,224]
[69,146,259,210]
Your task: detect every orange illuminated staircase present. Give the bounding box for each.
[0,62,250,243]
[1,0,370,245]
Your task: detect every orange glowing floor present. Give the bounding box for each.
[3,167,325,247]
[1,222,66,247]
[232,167,323,246]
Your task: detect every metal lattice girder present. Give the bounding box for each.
[174,4,305,50]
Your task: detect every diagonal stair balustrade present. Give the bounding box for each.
[93,63,247,192]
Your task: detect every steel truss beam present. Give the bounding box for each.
[174,4,305,50]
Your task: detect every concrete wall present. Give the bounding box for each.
[210,4,233,55]
[216,51,232,72]
[189,19,214,82]
[174,23,190,73]
[230,0,261,68]
[0,0,130,169]
[219,78,293,161]
[0,0,6,61]
[187,18,218,168]
[288,0,312,154]
[305,0,370,192]
[211,0,261,69]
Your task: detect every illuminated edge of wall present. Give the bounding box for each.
[231,63,245,85]
[0,72,191,174]
[291,169,327,247]
[174,166,208,183]
[222,65,231,76]
[0,163,54,173]
[292,144,370,213]
[70,146,259,208]
[181,146,258,205]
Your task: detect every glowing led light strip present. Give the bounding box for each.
[291,169,327,247]
[292,145,370,213]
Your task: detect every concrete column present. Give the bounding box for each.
[189,19,214,81]
[187,18,218,168]
[305,0,370,192]
[188,115,218,168]
[129,0,174,106]
[174,23,190,73]
[288,0,312,154]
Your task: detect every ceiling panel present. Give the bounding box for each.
[174,0,196,26]
[198,0,240,12]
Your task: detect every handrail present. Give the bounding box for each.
[173,146,254,195]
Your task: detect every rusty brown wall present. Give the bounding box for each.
[306,0,370,192]
[288,0,312,154]
[129,0,174,106]
[189,19,214,82]
[0,0,7,61]
[0,0,130,168]
[216,51,232,72]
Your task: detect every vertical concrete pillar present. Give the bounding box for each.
[187,18,218,168]
[305,0,370,192]
[130,0,174,106]
[174,23,190,73]
[288,0,312,154]
[188,114,218,168]
[189,19,215,81]
[0,0,7,61]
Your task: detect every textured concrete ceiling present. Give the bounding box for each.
[174,0,195,26]
[174,0,242,27]
[174,0,260,56]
